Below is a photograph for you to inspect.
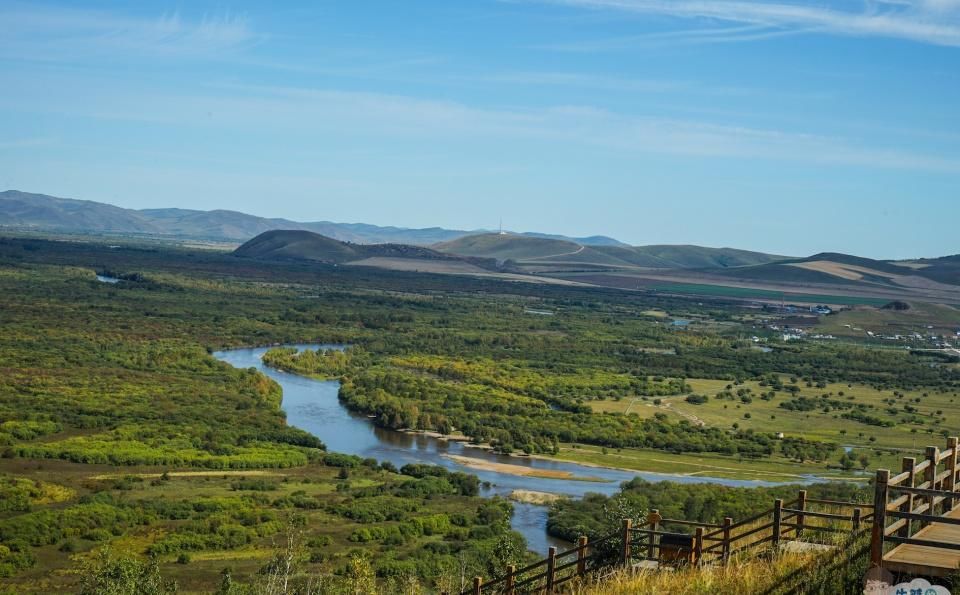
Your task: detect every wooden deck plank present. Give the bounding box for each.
[884,506,960,575]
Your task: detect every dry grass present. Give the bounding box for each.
[573,517,860,595]
[575,551,819,595]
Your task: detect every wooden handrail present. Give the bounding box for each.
[886,494,909,510]
[889,484,956,498]
[646,518,725,529]
[728,521,775,543]
[805,497,870,507]
[888,510,960,526]
[870,437,960,577]
[889,470,912,486]
[884,518,908,536]
[780,522,849,534]
[781,508,852,521]
[726,508,775,530]
[465,472,888,595]
[886,536,960,551]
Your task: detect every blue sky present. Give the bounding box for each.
[1,1,958,258]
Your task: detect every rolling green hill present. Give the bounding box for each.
[234,230,365,262]
[234,229,488,267]
[434,233,584,260]
[435,233,786,269]
[598,245,788,268]
[712,252,960,288]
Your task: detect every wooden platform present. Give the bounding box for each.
[884,506,960,577]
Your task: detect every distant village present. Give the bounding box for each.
[750,303,960,350]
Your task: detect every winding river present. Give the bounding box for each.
[213,344,784,555]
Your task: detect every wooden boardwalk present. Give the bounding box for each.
[883,506,960,577]
[871,437,960,579]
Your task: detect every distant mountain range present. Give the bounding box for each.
[4,190,959,295]
[0,190,624,247]
[233,230,960,306]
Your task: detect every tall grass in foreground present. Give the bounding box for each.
[578,532,871,595]
[577,551,818,595]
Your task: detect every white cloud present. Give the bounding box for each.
[533,0,960,47]
[0,3,260,60]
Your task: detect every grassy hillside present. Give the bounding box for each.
[714,252,960,288]
[435,233,583,260]
[234,229,363,262]
[900,254,960,286]
[608,244,787,268]
[233,229,459,265]
[436,233,786,269]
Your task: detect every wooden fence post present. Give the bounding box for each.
[772,499,783,550]
[505,564,515,595]
[722,517,733,565]
[545,546,556,594]
[948,437,959,511]
[870,469,890,569]
[926,446,940,522]
[646,509,660,560]
[576,536,588,576]
[620,518,632,568]
[900,457,915,539]
[472,576,482,595]
[796,490,807,538]
[694,527,704,566]
[852,508,862,534]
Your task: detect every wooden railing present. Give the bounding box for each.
[870,436,960,569]
[458,490,869,594]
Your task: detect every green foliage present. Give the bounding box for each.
[779,437,837,463]
[0,236,956,592]
[340,367,777,456]
[547,478,869,542]
[78,550,177,595]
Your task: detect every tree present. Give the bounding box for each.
[79,549,177,595]
[345,553,377,595]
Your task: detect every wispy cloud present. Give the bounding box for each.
[4,69,956,174]
[0,137,56,150]
[531,0,960,47]
[0,3,260,61]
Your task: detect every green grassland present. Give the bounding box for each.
[0,236,957,592]
[591,377,960,449]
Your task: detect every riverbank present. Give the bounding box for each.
[509,490,565,505]
[258,351,861,484]
[443,454,610,482]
